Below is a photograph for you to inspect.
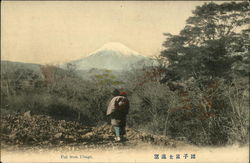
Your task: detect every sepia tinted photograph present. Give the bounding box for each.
[1,1,249,162]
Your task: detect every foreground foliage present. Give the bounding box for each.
[1,112,184,148]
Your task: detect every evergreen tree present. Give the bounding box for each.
[161,2,249,81]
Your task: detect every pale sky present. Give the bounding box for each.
[2,1,212,64]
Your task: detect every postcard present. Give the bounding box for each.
[1,1,249,163]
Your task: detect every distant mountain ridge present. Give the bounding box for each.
[1,42,155,74]
[63,42,153,70]
[1,60,41,72]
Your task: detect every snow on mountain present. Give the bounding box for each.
[64,42,152,71]
[88,42,141,57]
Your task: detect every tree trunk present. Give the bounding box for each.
[163,112,170,136]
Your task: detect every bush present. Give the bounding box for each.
[124,73,249,145]
[1,65,248,146]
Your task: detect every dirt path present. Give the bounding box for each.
[1,113,187,149]
[1,113,249,162]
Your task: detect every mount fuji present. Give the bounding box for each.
[64,42,152,70]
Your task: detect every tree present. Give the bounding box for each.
[161,2,249,81]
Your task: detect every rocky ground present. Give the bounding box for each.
[1,112,248,163]
[1,112,187,151]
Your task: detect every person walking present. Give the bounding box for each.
[107,90,129,142]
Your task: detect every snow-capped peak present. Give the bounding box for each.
[89,42,141,56]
